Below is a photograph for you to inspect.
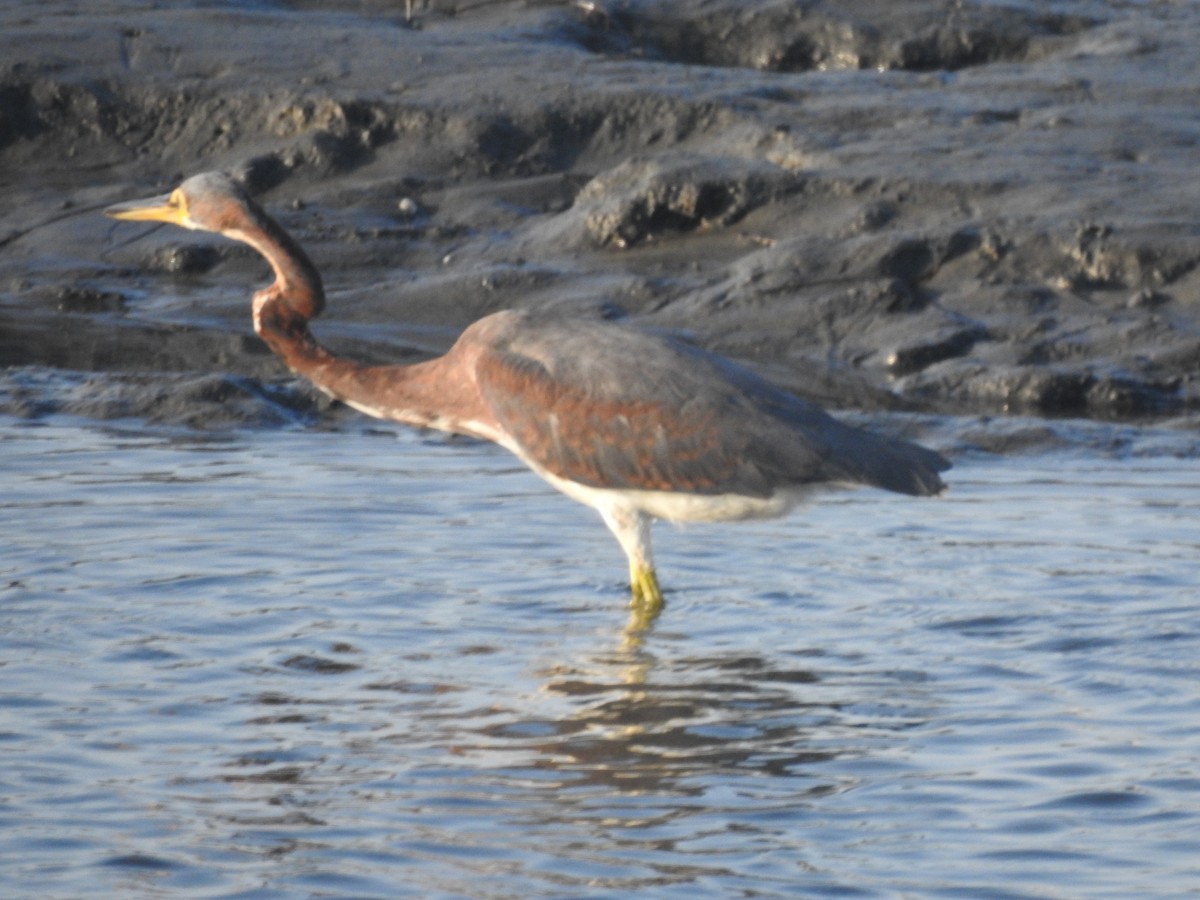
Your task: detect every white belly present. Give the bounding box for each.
[536,468,821,524]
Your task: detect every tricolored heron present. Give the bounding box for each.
[106,172,949,622]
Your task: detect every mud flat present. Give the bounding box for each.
[1,0,1198,439]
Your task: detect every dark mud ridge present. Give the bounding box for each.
[1,0,1198,440]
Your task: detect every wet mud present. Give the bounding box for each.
[1,0,1198,439]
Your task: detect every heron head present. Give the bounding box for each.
[105,172,250,235]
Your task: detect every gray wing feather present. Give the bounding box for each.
[475,312,948,497]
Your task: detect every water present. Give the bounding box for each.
[2,414,1198,898]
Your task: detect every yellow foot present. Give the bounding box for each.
[630,565,663,608]
[626,565,664,633]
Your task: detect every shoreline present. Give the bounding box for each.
[2,0,1197,433]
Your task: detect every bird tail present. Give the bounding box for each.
[830,428,950,497]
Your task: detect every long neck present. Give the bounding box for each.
[225,198,501,440]
[228,201,461,428]
[223,200,371,401]
[233,202,325,327]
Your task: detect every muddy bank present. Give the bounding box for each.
[1,0,1198,437]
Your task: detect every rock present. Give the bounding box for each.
[563,155,799,248]
[887,326,986,377]
[147,244,221,275]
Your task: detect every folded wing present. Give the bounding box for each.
[471,313,948,500]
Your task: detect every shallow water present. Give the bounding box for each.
[2,415,1198,898]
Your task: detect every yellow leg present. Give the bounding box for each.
[596,505,662,630]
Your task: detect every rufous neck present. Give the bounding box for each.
[229,200,325,324]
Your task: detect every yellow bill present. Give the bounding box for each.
[104,188,190,227]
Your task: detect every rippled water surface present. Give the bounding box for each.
[2,415,1198,898]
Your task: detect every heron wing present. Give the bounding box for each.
[472,314,842,497]
[697,349,951,496]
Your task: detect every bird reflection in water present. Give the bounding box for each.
[517,651,838,793]
[194,619,933,894]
